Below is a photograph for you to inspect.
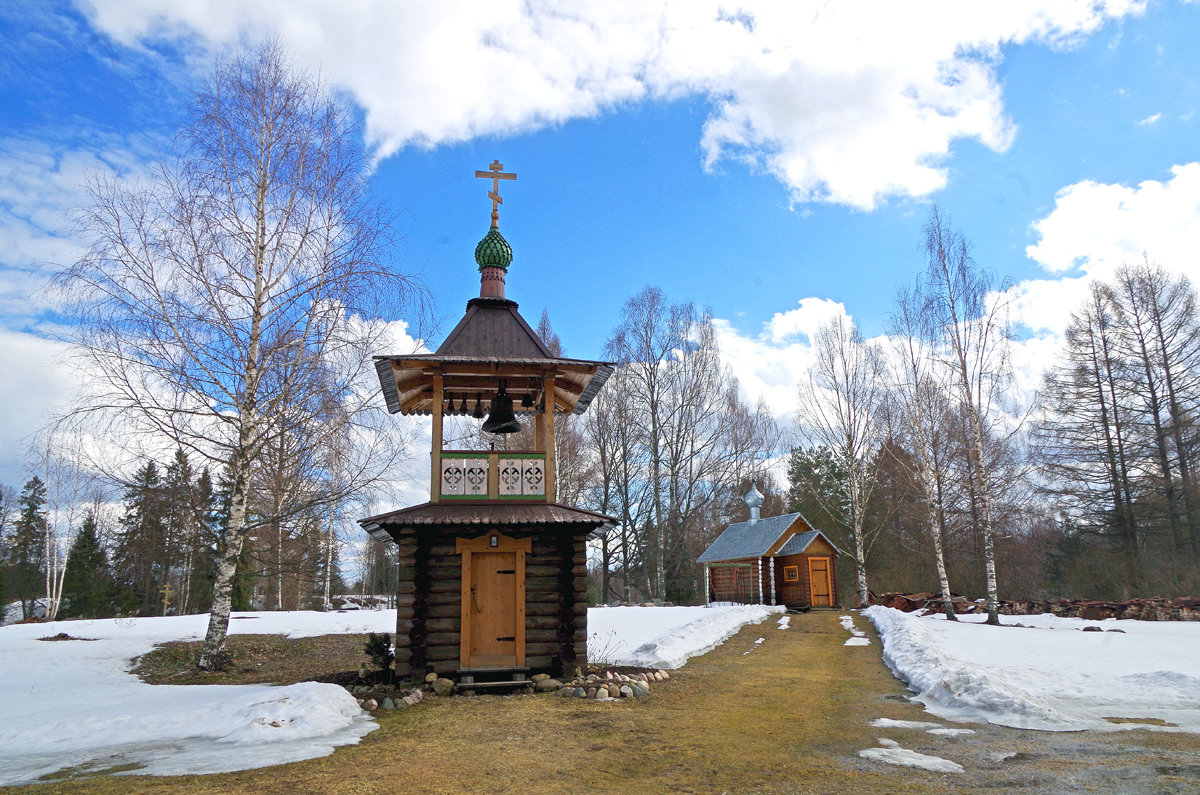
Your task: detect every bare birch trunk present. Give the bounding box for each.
[199,456,251,670]
[922,467,956,620]
[323,503,335,611]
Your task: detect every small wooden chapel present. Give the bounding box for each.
[360,162,615,687]
[698,483,841,609]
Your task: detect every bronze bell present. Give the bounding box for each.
[482,386,522,434]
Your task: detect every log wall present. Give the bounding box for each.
[774,553,838,608]
[391,524,589,680]
[706,554,841,608]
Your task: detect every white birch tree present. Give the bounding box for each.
[796,314,885,607]
[59,42,419,668]
[918,207,1017,625]
[887,285,959,618]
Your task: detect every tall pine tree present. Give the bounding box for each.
[10,477,47,620]
[112,463,167,614]
[60,511,114,619]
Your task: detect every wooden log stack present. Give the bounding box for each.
[869,591,1200,621]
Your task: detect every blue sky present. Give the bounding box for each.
[3,0,1200,492]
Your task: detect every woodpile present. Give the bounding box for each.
[868,591,1200,621]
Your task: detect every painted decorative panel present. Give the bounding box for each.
[521,458,545,496]
[463,458,488,497]
[441,458,465,496]
[498,458,523,497]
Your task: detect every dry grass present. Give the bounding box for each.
[131,633,367,686]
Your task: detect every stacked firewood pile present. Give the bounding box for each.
[869,591,1200,621]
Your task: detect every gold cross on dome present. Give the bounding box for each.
[474,159,516,228]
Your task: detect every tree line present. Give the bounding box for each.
[778,217,1200,614]
[0,447,354,621]
[555,210,1200,614]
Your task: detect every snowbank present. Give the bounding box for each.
[864,606,1200,733]
[0,604,776,784]
[585,604,783,669]
[0,612,385,785]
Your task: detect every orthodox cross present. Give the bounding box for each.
[160,582,174,616]
[474,159,516,228]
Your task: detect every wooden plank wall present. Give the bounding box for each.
[392,525,588,680]
[705,554,841,608]
[708,563,758,604]
[775,553,839,608]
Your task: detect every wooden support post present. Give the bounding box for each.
[431,374,443,502]
[756,558,763,605]
[487,451,499,500]
[704,563,710,605]
[768,557,776,605]
[543,373,556,503]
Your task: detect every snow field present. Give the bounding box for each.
[0,604,778,785]
[587,604,783,669]
[864,606,1200,733]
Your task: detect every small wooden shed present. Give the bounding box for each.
[360,161,615,687]
[698,484,840,609]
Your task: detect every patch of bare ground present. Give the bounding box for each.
[38,633,97,642]
[130,634,368,686]
[8,611,1200,794]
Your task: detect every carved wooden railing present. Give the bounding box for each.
[438,450,546,501]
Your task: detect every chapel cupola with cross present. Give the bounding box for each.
[360,162,616,685]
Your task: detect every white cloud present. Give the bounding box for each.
[712,297,856,425]
[79,0,1144,209]
[1137,111,1163,125]
[764,296,850,344]
[0,330,78,485]
[999,163,1200,406]
[1025,163,1200,282]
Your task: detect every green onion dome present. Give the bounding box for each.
[474,227,513,270]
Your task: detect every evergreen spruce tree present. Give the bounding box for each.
[11,477,48,620]
[230,545,255,612]
[60,511,114,618]
[112,462,167,614]
[184,467,219,613]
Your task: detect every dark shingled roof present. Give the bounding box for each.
[698,513,839,563]
[436,297,554,359]
[697,513,802,563]
[372,295,614,417]
[776,530,820,556]
[360,501,616,543]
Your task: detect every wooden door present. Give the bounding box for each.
[469,551,517,667]
[456,533,530,670]
[808,557,833,606]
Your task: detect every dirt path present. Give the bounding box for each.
[13,610,1200,794]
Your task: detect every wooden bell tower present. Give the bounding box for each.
[361,162,615,684]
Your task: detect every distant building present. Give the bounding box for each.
[698,482,840,608]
